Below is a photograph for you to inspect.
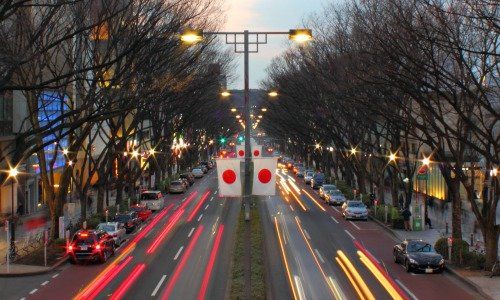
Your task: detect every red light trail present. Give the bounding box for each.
[187,190,211,222]
[197,224,224,300]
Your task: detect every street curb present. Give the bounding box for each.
[368,215,400,241]
[444,266,493,300]
[369,215,492,300]
[0,255,68,277]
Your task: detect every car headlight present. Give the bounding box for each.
[439,259,445,265]
[409,258,417,264]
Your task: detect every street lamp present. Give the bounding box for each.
[268,91,278,98]
[8,167,18,257]
[180,29,203,43]
[62,148,69,155]
[221,91,231,97]
[422,156,431,166]
[261,108,267,112]
[350,147,357,155]
[289,29,313,42]
[231,108,237,112]
[389,152,397,162]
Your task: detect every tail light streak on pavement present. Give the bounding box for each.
[274,216,299,300]
[187,190,211,222]
[197,224,225,300]
[336,250,375,300]
[110,263,147,300]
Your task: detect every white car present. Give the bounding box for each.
[96,222,126,246]
[140,190,165,211]
[304,171,314,184]
[342,201,368,220]
[192,168,204,178]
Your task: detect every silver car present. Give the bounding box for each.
[169,180,186,193]
[192,168,204,178]
[304,171,314,184]
[140,190,165,211]
[341,201,368,220]
[96,222,126,246]
[327,190,346,206]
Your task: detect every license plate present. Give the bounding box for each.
[425,268,433,273]
[80,245,88,251]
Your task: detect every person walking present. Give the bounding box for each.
[425,208,432,229]
[402,207,412,231]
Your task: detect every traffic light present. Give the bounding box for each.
[237,135,244,142]
[220,137,227,144]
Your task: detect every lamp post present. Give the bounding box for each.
[181,28,312,221]
[8,167,18,257]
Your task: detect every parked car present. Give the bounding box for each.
[114,211,141,233]
[198,165,208,173]
[130,204,152,222]
[192,168,204,178]
[319,184,337,199]
[140,190,165,211]
[200,161,213,169]
[341,201,368,220]
[326,190,346,206]
[393,240,445,273]
[180,173,195,185]
[169,180,187,194]
[304,171,314,184]
[96,222,126,246]
[293,163,303,175]
[68,229,115,264]
[310,172,325,189]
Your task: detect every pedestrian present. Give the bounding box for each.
[402,207,412,231]
[17,202,24,216]
[425,208,432,229]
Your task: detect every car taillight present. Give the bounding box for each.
[95,244,101,251]
[68,245,73,252]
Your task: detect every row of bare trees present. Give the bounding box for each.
[0,0,235,239]
[261,0,498,267]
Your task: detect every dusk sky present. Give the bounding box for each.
[222,0,331,89]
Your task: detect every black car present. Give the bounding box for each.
[114,211,141,233]
[311,173,325,189]
[180,173,195,185]
[393,240,445,273]
[68,230,115,264]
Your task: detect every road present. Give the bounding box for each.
[262,168,482,300]
[0,168,239,300]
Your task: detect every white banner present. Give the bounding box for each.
[216,158,242,197]
[252,157,278,196]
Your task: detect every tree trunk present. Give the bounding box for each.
[482,223,499,270]
[450,179,462,242]
[97,184,104,214]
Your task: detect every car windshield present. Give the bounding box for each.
[332,191,343,196]
[348,202,364,208]
[408,242,434,253]
[115,214,131,222]
[306,172,314,176]
[141,193,157,200]
[97,224,116,232]
[171,181,182,186]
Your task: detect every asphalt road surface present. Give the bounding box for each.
[0,168,239,300]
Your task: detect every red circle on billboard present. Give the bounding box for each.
[222,169,236,184]
[253,149,260,157]
[258,169,272,183]
[238,150,245,157]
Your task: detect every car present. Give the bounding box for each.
[192,168,204,178]
[326,190,346,206]
[341,201,368,220]
[130,204,152,222]
[140,190,165,211]
[201,161,213,169]
[310,172,325,189]
[319,184,337,199]
[169,180,187,193]
[96,222,126,246]
[114,211,141,233]
[293,163,303,174]
[304,171,314,184]
[393,240,445,273]
[180,172,195,185]
[295,166,305,177]
[68,229,115,264]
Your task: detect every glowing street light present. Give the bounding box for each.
[236,115,241,119]
[8,167,18,178]
[268,91,278,98]
[258,115,263,119]
[350,148,357,155]
[62,148,69,155]
[422,156,431,166]
[490,168,498,177]
[221,91,231,97]
[149,149,156,156]
[289,29,313,43]
[261,108,267,112]
[180,29,203,43]
[389,152,397,162]
[131,150,139,158]
[315,143,321,150]
[231,108,237,112]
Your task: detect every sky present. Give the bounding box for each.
[222,0,329,89]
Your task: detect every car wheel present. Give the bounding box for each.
[405,260,411,272]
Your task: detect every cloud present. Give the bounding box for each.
[223,0,262,30]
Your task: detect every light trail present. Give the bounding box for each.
[160,226,204,299]
[294,217,343,299]
[287,179,301,194]
[336,250,375,300]
[187,190,211,222]
[132,204,174,243]
[179,191,199,211]
[358,253,404,300]
[274,217,298,300]
[85,256,134,299]
[197,225,225,300]
[302,189,326,211]
[146,209,184,254]
[290,192,307,211]
[110,263,146,300]
[335,257,365,300]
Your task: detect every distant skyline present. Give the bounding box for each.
[222,0,330,89]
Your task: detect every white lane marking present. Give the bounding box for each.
[151,275,167,296]
[294,276,306,300]
[174,246,184,260]
[314,249,325,263]
[210,196,214,202]
[289,205,294,212]
[204,204,209,210]
[303,229,311,240]
[349,221,361,230]
[41,281,49,286]
[52,273,59,278]
[188,227,195,238]
[395,279,419,300]
[29,289,38,295]
[332,207,340,213]
[344,229,356,240]
[198,214,203,221]
[20,298,26,300]
[213,190,217,195]
[331,216,339,224]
